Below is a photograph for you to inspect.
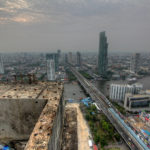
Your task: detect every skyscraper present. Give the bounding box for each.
[57,49,61,64]
[46,53,59,71]
[0,55,4,74]
[47,59,55,81]
[76,51,82,66]
[98,31,108,77]
[57,49,61,58]
[68,52,73,64]
[65,54,68,64]
[130,53,140,73]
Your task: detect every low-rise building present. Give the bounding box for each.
[124,93,150,112]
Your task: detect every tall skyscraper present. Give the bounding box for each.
[130,53,140,73]
[65,54,68,64]
[47,59,55,81]
[57,49,61,64]
[57,49,61,58]
[98,31,108,77]
[68,52,73,64]
[46,53,59,71]
[76,51,82,66]
[0,55,4,74]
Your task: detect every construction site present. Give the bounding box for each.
[125,112,150,147]
[0,75,64,150]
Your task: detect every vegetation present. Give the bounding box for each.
[80,104,121,149]
[79,70,93,80]
[66,69,76,81]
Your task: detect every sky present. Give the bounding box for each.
[0,0,150,53]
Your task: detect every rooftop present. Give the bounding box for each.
[0,82,63,150]
[0,82,62,100]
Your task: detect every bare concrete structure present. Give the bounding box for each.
[62,107,77,150]
[0,82,64,150]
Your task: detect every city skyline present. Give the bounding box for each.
[0,0,150,52]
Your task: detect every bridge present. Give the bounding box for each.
[70,67,149,150]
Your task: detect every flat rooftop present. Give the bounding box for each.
[0,82,63,150]
[0,82,62,99]
[127,94,150,98]
[0,84,12,96]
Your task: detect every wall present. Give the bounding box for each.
[0,98,47,142]
[48,96,64,150]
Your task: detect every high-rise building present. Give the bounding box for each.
[47,59,55,81]
[57,49,61,58]
[0,55,4,74]
[76,51,82,66]
[46,53,59,71]
[130,53,140,73]
[68,52,73,64]
[65,54,68,64]
[98,31,108,77]
[57,49,61,64]
[109,83,143,102]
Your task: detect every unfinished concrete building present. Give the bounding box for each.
[0,81,64,150]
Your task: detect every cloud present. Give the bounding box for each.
[0,0,149,24]
[0,0,150,52]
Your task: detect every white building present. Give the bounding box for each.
[124,93,150,112]
[109,83,143,102]
[47,59,55,81]
[0,55,4,74]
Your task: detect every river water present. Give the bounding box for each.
[95,76,150,97]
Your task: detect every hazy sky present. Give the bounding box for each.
[0,0,150,53]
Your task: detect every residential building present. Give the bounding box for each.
[46,53,59,71]
[47,59,55,81]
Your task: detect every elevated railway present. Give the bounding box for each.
[70,67,149,150]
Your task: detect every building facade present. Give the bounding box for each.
[130,53,140,73]
[76,51,82,66]
[68,52,73,64]
[98,31,108,77]
[109,83,143,102]
[0,55,4,74]
[124,94,150,112]
[46,53,59,71]
[47,59,55,81]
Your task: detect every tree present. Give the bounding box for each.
[100,136,108,147]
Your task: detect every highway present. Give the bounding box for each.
[70,67,149,150]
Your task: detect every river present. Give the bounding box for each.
[95,76,150,97]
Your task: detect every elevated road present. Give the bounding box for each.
[70,67,148,150]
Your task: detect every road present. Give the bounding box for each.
[70,66,148,150]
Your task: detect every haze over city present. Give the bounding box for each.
[1,1,150,149]
[0,0,150,53]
